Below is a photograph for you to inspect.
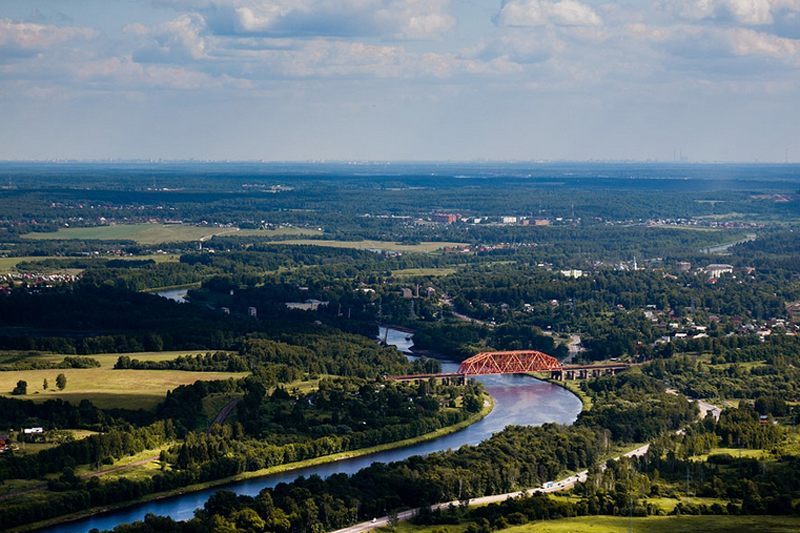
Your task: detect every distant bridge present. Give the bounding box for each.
[387,349,629,382]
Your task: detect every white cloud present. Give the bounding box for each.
[3,1,800,100]
[126,14,207,63]
[0,18,95,60]
[670,0,800,25]
[76,56,250,90]
[496,0,603,27]
[200,38,512,79]
[168,0,455,39]
[470,31,561,64]
[627,21,800,66]
[727,26,800,59]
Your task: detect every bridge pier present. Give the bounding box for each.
[445,374,467,385]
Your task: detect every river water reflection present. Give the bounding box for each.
[154,288,189,303]
[49,327,581,532]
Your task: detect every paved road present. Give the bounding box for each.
[332,443,651,533]
[441,296,583,361]
[696,399,722,421]
[333,394,722,533]
[441,295,492,327]
[207,398,240,434]
[88,398,240,479]
[562,334,583,363]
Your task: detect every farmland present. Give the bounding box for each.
[270,239,466,252]
[22,223,320,245]
[385,515,800,533]
[0,350,224,370]
[0,367,247,410]
[0,253,180,273]
[497,515,800,533]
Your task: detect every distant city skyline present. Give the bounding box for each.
[1,1,799,162]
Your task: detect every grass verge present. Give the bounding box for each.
[499,515,800,532]
[544,378,592,411]
[382,515,800,533]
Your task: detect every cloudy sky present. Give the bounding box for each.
[1,0,799,161]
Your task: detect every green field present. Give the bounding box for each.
[647,224,723,232]
[0,256,59,272]
[0,367,247,410]
[499,515,800,532]
[86,350,226,369]
[236,227,323,238]
[11,429,98,457]
[690,447,768,461]
[388,516,800,533]
[0,253,180,273]
[547,378,592,410]
[270,239,466,252]
[18,394,494,533]
[22,223,320,244]
[391,267,458,277]
[0,349,224,370]
[645,496,728,512]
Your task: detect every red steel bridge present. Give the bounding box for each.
[387,350,629,382]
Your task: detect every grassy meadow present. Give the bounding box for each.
[22,223,320,244]
[0,253,180,273]
[0,350,225,370]
[0,366,246,410]
[386,515,800,533]
[391,267,458,277]
[270,239,466,252]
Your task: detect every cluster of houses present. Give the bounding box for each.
[0,427,47,454]
[646,218,763,230]
[0,272,79,295]
[430,212,563,227]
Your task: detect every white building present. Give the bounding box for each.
[705,264,734,279]
[285,299,329,311]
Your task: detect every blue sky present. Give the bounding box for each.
[1,0,799,161]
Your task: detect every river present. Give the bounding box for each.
[48,327,582,532]
[154,288,189,303]
[700,232,757,254]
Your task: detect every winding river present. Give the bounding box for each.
[154,288,190,303]
[48,327,582,532]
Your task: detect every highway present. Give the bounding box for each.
[333,396,721,533]
[332,443,651,533]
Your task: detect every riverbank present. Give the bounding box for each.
[142,282,201,293]
[18,393,494,533]
[544,378,592,411]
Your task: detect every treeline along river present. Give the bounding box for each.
[47,327,582,532]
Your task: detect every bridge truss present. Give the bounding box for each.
[457,350,563,375]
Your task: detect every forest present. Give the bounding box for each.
[0,163,798,532]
